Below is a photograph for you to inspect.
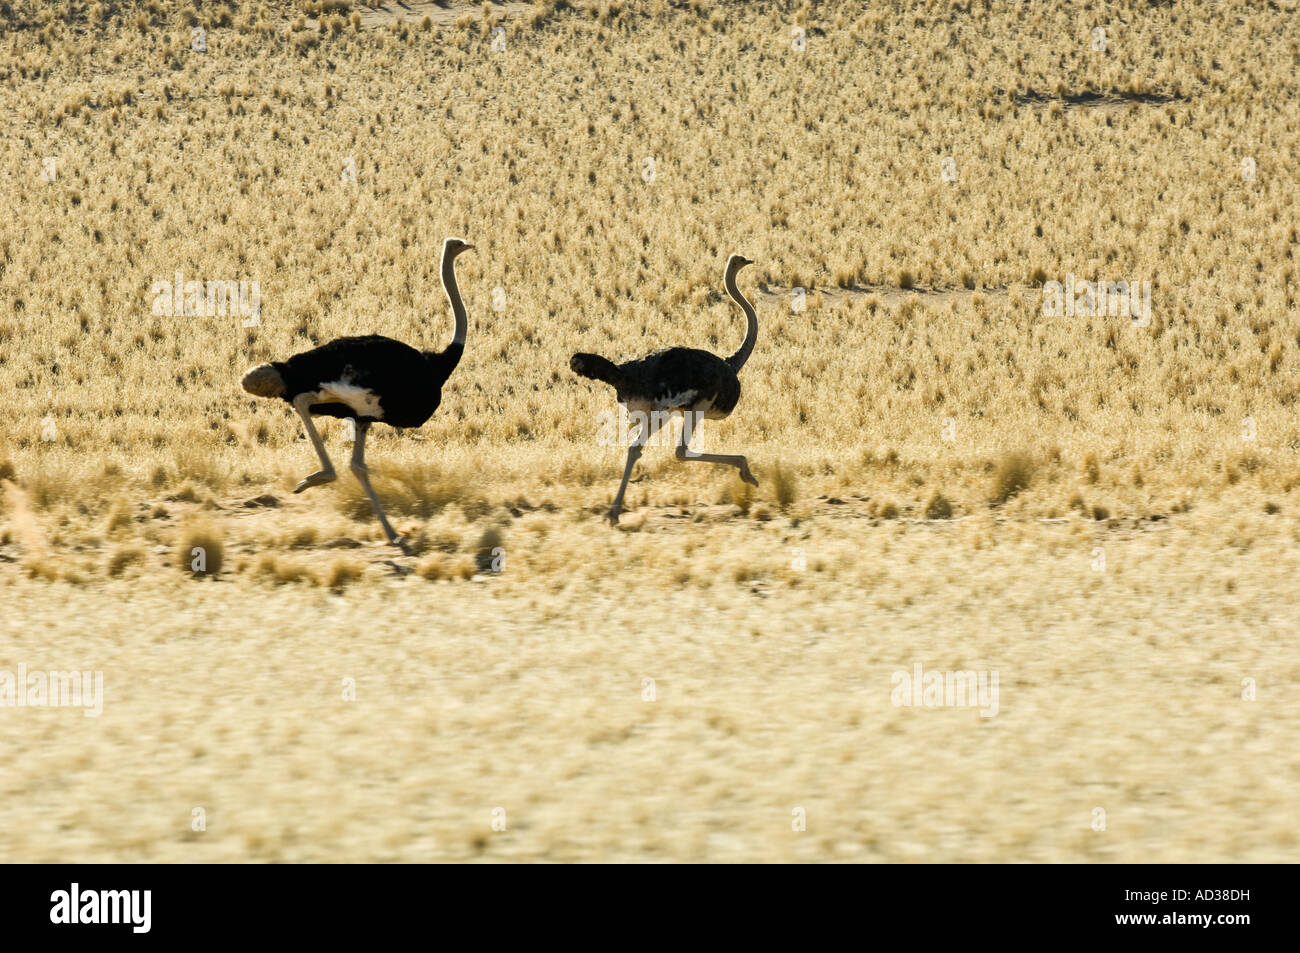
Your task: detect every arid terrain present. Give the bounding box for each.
[0,0,1297,862]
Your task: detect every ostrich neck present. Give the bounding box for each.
[725,267,757,369]
[441,252,467,347]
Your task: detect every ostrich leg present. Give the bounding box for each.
[607,412,666,524]
[350,420,406,551]
[675,415,758,486]
[292,394,337,493]
[607,443,643,526]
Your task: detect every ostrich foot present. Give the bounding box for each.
[294,469,336,493]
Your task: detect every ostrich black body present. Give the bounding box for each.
[571,347,740,415]
[272,334,463,428]
[569,253,758,524]
[237,234,472,550]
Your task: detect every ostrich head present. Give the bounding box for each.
[726,253,754,274]
[443,237,475,259]
[569,352,620,386]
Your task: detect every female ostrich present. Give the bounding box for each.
[240,236,474,550]
[571,253,760,525]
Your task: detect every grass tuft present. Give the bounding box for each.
[474,526,504,572]
[107,544,145,577]
[991,452,1034,506]
[771,461,798,508]
[325,557,364,591]
[178,524,224,578]
[727,473,755,515]
[337,462,466,522]
[925,492,954,520]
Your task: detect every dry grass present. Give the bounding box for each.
[727,472,756,515]
[106,543,146,577]
[324,555,364,591]
[178,523,224,577]
[1,0,1293,526]
[990,452,1035,506]
[335,461,467,522]
[770,461,798,509]
[0,0,1296,862]
[473,525,504,572]
[924,491,954,520]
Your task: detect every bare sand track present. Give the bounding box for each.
[353,1,535,30]
[3,503,1297,863]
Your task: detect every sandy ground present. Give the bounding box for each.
[352,1,535,30]
[3,507,1296,863]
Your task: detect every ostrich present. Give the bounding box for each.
[240,236,474,550]
[570,253,760,525]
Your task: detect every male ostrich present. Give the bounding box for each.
[240,236,474,550]
[571,253,760,525]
